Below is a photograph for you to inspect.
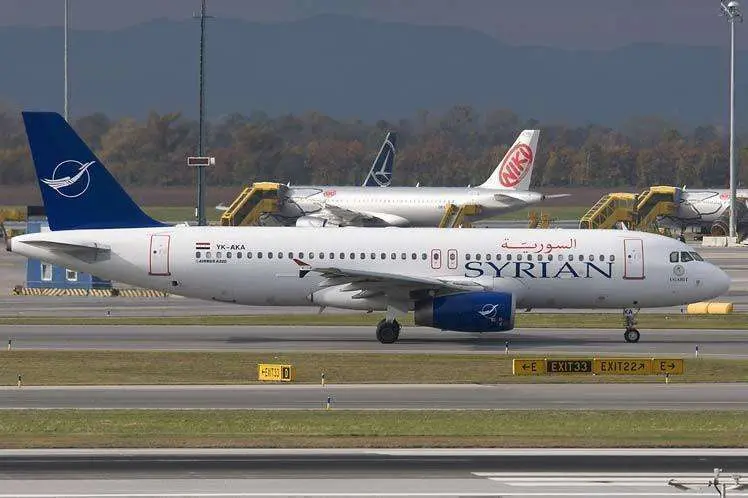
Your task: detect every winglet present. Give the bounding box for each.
[480,130,540,191]
[363,131,396,187]
[293,258,312,278]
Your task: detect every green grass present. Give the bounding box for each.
[0,312,745,329]
[1,351,746,385]
[0,410,745,448]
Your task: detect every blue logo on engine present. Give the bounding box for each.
[478,303,503,324]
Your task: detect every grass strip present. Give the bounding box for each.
[1,351,746,385]
[0,313,745,329]
[0,410,745,448]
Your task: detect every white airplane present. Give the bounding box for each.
[9,112,730,345]
[254,129,550,227]
[658,187,748,236]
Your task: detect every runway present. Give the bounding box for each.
[2,383,747,410]
[3,324,747,356]
[0,449,746,497]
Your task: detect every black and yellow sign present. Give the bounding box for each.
[512,358,546,375]
[651,358,684,375]
[513,358,685,376]
[593,358,651,375]
[546,359,593,374]
[258,363,296,382]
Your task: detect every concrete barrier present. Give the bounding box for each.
[702,236,729,247]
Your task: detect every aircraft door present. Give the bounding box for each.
[430,249,442,270]
[623,238,644,280]
[149,234,171,276]
[447,249,458,269]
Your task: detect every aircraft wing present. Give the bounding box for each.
[293,259,488,292]
[319,203,382,226]
[21,239,111,263]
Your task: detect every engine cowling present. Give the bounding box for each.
[295,216,336,228]
[414,291,514,332]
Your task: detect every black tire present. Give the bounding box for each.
[624,328,640,343]
[376,320,400,344]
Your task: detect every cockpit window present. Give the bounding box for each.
[680,251,693,262]
[689,251,704,261]
[669,251,679,263]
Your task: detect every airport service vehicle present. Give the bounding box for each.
[252,129,548,227]
[9,112,730,344]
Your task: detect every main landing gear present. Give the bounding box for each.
[623,307,640,343]
[376,318,401,344]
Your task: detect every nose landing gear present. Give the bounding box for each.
[623,307,640,343]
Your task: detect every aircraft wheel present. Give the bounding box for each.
[376,319,400,344]
[624,328,640,343]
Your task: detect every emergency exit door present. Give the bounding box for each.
[149,234,171,276]
[623,238,644,280]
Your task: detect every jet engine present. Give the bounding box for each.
[295,216,336,228]
[414,291,514,332]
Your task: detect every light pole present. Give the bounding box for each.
[64,0,69,121]
[193,0,213,226]
[721,0,742,241]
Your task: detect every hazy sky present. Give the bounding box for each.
[4,0,746,49]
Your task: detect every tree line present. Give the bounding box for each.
[0,105,744,189]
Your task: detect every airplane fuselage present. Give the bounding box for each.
[661,189,748,230]
[11,227,727,311]
[279,186,544,226]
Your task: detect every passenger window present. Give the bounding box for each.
[360,253,366,260]
[578,255,584,261]
[690,252,704,261]
[588,255,594,261]
[548,254,553,261]
[680,251,693,262]
[195,251,201,258]
[486,254,491,261]
[411,253,417,260]
[247,252,252,259]
[307,253,312,259]
[401,253,406,260]
[517,254,522,261]
[288,252,294,259]
[507,254,512,261]
[319,253,324,260]
[381,253,386,260]
[340,252,345,260]
[421,253,427,260]
[670,251,679,263]
[267,252,272,259]
[496,254,502,261]
[391,253,396,259]
[278,252,283,259]
[449,252,456,261]
[526,254,532,261]
[237,252,243,259]
[537,255,542,261]
[216,251,222,259]
[568,255,574,262]
[476,254,482,261]
[371,253,376,260]
[609,255,615,262]
[227,252,232,258]
[298,252,303,259]
[328,252,333,259]
[465,253,471,261]
[599,255,604,262]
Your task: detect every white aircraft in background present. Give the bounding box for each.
[658,187,748,236]
[10,112,729,344]
[253,129,552,227]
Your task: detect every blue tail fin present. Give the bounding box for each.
[363,131,396,187]
[22,111,165,231]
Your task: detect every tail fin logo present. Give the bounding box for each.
[498,144,533,188]
[41,160,94,198]
[371,144,393,186]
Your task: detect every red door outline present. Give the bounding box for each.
[149,234,171,276]
[623,238,644,280]
[430,249,442,270]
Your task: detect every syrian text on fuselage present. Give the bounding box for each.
[464,261,614,279]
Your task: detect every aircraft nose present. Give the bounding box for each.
[707,264,731,298]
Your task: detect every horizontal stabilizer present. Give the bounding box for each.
[22,239,110,263]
